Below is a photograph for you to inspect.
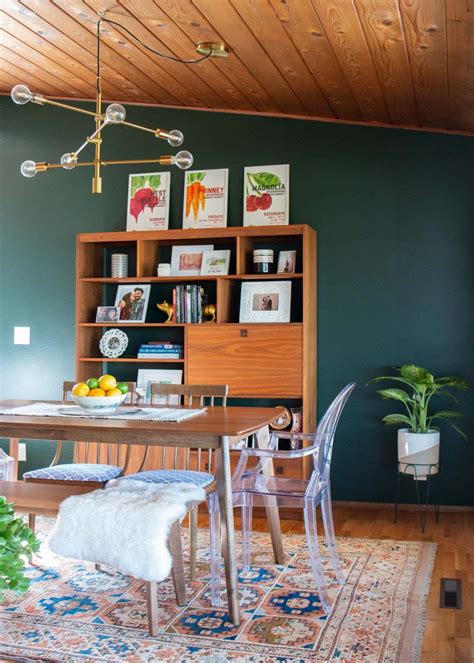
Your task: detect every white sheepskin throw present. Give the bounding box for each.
[48,480,205,582]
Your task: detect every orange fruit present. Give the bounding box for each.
[98,374,117,392]
[72,382,90,397]
[106,388,122,397]
[89,388,106,397]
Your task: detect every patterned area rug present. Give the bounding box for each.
[0,517,435,662]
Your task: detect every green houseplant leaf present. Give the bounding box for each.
[0,498,39,602]
[368,365,468,438]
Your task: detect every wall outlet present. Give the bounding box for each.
[18,443,27,461]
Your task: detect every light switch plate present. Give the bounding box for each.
[14,327,30,345]
[18,443,27,461]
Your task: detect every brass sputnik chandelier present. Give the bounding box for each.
[11,12,229,194]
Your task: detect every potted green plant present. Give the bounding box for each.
[0,496,39,600]
[369,365,468,478]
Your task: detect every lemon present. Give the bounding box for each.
[87,377,99,390]
[106,387,123,397]
[72,382,90,397]
[99,374,117,392]
[116,382,129,395]
[89,388,106,397]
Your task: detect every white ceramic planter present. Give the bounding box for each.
[397,428,440,479]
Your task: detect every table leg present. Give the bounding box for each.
[256,428,284,565]
[8,438,19,481]
[216,435,240,626]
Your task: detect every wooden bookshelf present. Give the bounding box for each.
[76,225,316,477]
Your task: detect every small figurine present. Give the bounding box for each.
[157,300,174,323]
[202,303,216,323]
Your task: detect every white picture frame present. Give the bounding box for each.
[170,244,214,276]
[239,281,292,323]
[200,249,231,276]
[95,306,121,323]
[277,250,296,274]
[127,171,170,231]
[136,369,183,404]
[114,284,151,323]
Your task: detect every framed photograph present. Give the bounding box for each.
[171,244,214,276]
[200,249,231,276]
[127,171,170,231]
[183,169,228,229]
[136,369,183,404]
[239,281,292,323]
[95,305,121,323]
[277,250,296,274]
[243,164,289,227]
[114,284,151,323]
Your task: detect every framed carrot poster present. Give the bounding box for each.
[243,164,289,226]
[183,168,228,229]
[127,172,170,231]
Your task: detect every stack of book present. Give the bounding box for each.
[137,342,183,359]
[173,285,205,323]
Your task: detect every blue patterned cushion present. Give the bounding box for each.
[120,469,214,487]
[23,463,122,482]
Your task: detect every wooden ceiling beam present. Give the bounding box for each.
[268,0,363,120]
[0,59,64,97]
[229,0,335,118]
[193,0,310,116]
[399,0,448,129]
[353,0,419,125]
[155,0,281,113]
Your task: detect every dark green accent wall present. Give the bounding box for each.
[1,97,472,505]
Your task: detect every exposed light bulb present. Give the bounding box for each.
[172,150,193,170]
[11,84,33,105]
[20,160,38,178]
[105,103,126,124]
[61,153,77,170]
[167,129,184,147]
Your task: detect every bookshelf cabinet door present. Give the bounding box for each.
[187,325,303,397]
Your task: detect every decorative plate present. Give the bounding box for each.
[270,407,292,430]
[99,328,129,358]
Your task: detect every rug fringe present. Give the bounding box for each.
[412,542,437,663]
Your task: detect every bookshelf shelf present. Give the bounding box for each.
[76,225,316,477]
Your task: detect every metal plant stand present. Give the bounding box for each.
[394,462,440,533]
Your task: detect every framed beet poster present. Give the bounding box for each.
[182,168,228,229]
[243,164,290,226]
[127,172,170,231]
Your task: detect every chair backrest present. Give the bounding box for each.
[136,383,229,474]
[313,383,356,481]
[150,383,228,408]
[62,380,137,468]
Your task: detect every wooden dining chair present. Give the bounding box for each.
[120,383,228,581]
[23,380,137,530]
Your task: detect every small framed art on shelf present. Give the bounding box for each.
[200,249,231,275]
[170,245,214,276]
[136,369,183,404]
[96,306,121,323]
[114,285,151,323]
[239,280,292,323]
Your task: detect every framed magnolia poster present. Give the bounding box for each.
[243,164,289,226]
[183,168,228,229]
[127,172,170,231]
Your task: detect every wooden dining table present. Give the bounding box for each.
[0,399,285,625]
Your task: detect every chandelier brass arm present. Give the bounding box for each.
[9,10,229,193]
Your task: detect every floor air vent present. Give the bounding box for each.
[440,578,462,609]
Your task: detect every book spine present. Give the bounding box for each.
[138,354,182,359]
[192,285,198,323]
[138,346,183,354]
[186,285,192,324]
[172,287,177,323]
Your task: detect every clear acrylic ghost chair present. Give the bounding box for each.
[209,383,356,613]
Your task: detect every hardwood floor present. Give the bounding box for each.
[198,506,474,663]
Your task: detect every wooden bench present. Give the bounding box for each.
[0,480,94,521]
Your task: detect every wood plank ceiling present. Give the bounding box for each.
[0,0,472,134]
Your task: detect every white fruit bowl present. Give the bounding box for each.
[72,394,127,414]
